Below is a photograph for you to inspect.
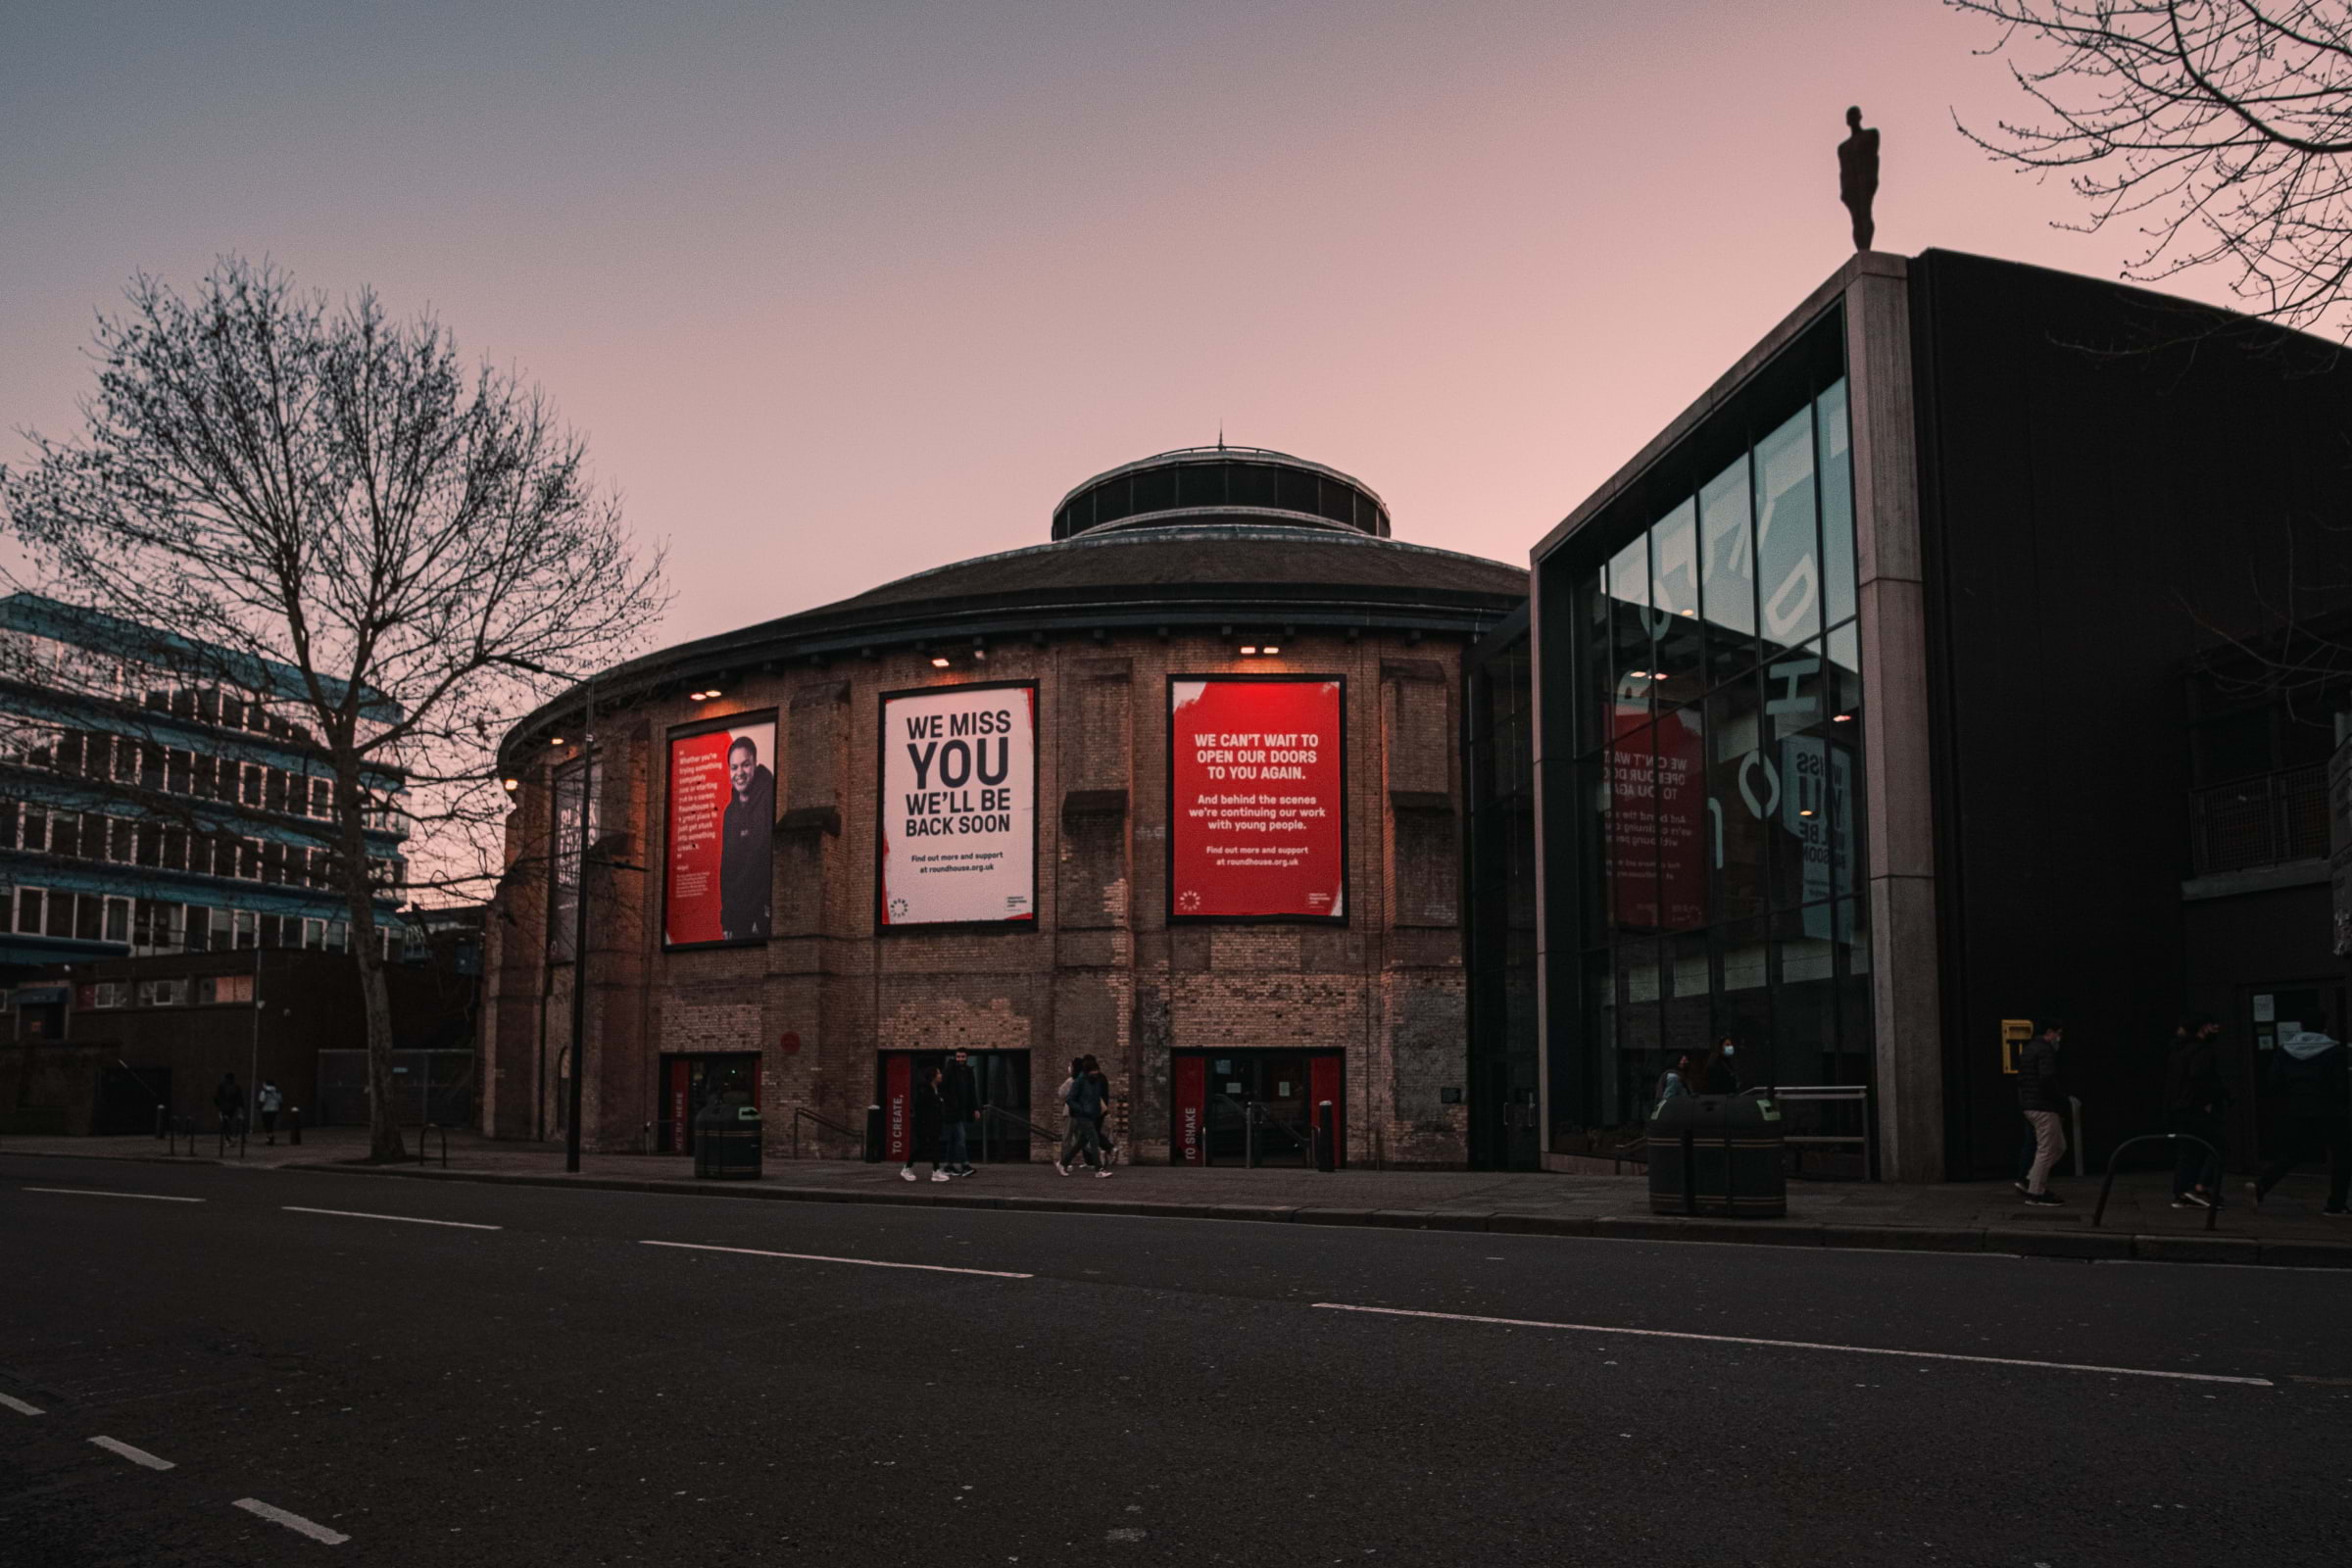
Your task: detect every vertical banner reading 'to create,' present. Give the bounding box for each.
[1170,676,1346,920]
[879,682,1037,926]
[664,715,778,949]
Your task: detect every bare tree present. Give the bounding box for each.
[1951,2,2352,337]
[0,258,666,1160]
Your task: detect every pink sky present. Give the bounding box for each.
[0,1,2241,649]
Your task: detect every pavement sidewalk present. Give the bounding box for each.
[8,1125,2350,1267]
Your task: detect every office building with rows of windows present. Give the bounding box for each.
[0,592,410,968]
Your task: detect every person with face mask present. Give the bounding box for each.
[1704,1036,1742,1096]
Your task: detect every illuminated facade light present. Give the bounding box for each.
[501,776,520,794]
[1239,645,1258,656]
[1261,645,1281,655]
[930,657,952,668]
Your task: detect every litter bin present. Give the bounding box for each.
[1647,1092,1786,1217]
[694,1100,763,1180]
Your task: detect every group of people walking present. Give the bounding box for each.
[1651,1035,1744,1113]
[2012,1013,2350,1215]
[210,1073,285,1145]
[895,1049,1117,1181]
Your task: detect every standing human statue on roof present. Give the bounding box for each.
[1838,106,1880,251]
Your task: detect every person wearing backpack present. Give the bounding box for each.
[1056,1055,1113,1178]
[2248,1027,2351,1215]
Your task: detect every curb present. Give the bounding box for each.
[232,1158,2352,1269]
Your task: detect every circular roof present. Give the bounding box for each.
[1051,445,1391,541]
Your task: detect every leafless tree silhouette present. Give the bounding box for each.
[1952,2,2352,338]
[0,258,666,1159]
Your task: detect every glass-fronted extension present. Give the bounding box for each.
[1539,361,1872,1169]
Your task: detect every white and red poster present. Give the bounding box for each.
[1607,703,1705,930]
[664,715,777,950]
[1169,676,1346,921]
[878,682,1037,927]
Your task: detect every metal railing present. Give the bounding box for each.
[979,1103,1052,1165]
[2190,762,2328,875]
[2091,1133,2221,1231]
[791,1106,863,1160]
[415,1123,448,1168]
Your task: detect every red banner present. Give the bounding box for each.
[1169,678,1345,919]
[1308,1054,1344,1169]
[1173,1054,1205,1164]
[1608,705,1706,930]
[882,1054,912,1165]
[665,718,777,949]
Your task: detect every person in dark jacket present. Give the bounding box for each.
[213,1073,246,1137]
[1703,1035,1743,1096]
[2248,1028,2351,1215]
[2165,1014,2229,1208]
[717,736,774,942]
[938,1049,981,1178]
[2014,1020,2067,1204]
[902,1065,947,1183]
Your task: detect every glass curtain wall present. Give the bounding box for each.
[1557,377,1869,1157]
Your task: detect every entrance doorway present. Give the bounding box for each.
[2241,981,2348,1170]
[659,1053,761,1154]
[1171,1050,1343,1167]
[876,1051,1033,1164]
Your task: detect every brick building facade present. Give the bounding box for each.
[484,447,1525,1166]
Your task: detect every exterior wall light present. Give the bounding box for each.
[549,736,566,746]
[1832,712,1853,723]
[1261,645,1281,655]
[688,688,721,702]
[930,656,952,668]
[1239,646,1258,656]
[501,777,520,794]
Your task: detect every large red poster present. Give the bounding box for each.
[1169,677,1346,920]
[665,716,778,949]
[1607,704,1706,930]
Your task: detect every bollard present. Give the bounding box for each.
[288,1107,302,1146]
[155,1103,169,1141]
[1315,1101,1337,1172]
[863,1103,885,1163]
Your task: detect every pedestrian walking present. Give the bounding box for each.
[1080,1054,1114,1178]
[1651,1053,1696,1118]
[2247,1027,2351,1216]
[213,1073,246,1139]
[2165,1014,2228,1209]
[2014,1019,2067,1205]
[1054,1056,1095,1175]
[1702,1035,1742,1095]
[257,1079,284,1146]
[939,1049,981,1178]
[902,1065,947,1182]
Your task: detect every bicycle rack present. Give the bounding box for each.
[2090,1133,2221,1231]
[416,1123,448,1168]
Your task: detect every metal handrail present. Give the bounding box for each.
[978,1102,1053,1166]
[791,1106,862,1159]
[2091,1133,2221,1232]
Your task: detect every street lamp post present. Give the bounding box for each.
[564,674,594,1174]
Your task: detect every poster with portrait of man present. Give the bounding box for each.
[664,713,778,949]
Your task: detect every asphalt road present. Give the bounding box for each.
[4,1154,2348,1567]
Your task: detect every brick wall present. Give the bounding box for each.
[486,628,1478,1165]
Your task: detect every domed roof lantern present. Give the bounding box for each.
[1051,445,1391,542]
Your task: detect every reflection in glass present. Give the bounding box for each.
[1607,538,1652,708]
[1649,501,1703,686]
[1699,456,1754,685]
[1754,408,1821,650]
[1818,379,1855,626]
[1606,720,1657,935]
[1706,673,1768,923]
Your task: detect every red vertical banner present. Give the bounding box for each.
[1169,677,1346,920]
[883,1054,911,1165]
[1173,1055,1206,1164]
[667,1058,690,1153]
[1307,1054,1345,1169]
[665,715,779,949]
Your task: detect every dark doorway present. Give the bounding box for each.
[659,1053,761,1154]
[876,1051,1033,1163]
[2239,981,2347,1171]
[94,1065,170,1136]
[1171,1050,1342,1166]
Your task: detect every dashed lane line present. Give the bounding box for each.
[281,1206,502,1231]
[0,1394,42,1416]
[24,1187,203,1203]
[234,1497,350,1544]
[1309,1302,2277,1388]
[640,1239,1033,1278]
[88,1436,175,1470]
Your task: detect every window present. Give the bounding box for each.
[167,749,192,793]
[237,840,261,880]
[74,893,101,941]
[209,906,232,951]
[241,764,263,807]
[198,972,255,1005]
[103,897,129,944]
[140,742,164,790]
[49,811,79,859]
[302,916,325,951]
[92,980,129,1008]
[326,919,348,954]
[265,769,287,812]
[163,826,186,871]
[19,888,43,934]
[311,777,332,818]
[260,913,282,950]
[234,909,257,949]
[19,807,45,853]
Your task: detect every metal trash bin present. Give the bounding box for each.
[1647,1092,1787,1217]
[694,1101,763,1180]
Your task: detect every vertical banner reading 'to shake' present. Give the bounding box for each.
[1169,676,1346,921]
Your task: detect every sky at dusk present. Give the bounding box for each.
[0,1,2237,651]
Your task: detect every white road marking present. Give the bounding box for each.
[24,1187,202,1203]
[0,1394,43,1416]
[234,1497,350,1544]
[89,1436,174,1470]
[640,1240,1032,1279]
[282,1206,501,1231]
[1310,1302,2276,1387]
